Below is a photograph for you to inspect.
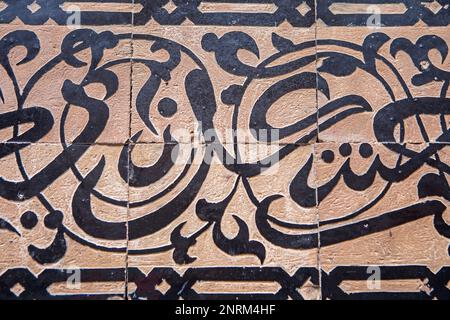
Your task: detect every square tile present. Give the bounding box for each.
[0,143,128,299]
[126,142,320,299]
[131,20,317,145]
[316,27,450,143]
[316,142,450,299]
[0,25,132,145]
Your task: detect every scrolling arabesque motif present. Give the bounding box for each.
[0,28,449,266]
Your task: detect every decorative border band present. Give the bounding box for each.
[1,266,448,300]
[1,1,448,27]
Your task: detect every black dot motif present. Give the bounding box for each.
[21,211,38,229]
[321,150,335,163]
[158,98,178,118]
[359,143,373,158]
[44,211,63,230]
[339,143,352,157]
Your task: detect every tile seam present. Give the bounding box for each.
[314,0,323,301]
[125,0,136,301]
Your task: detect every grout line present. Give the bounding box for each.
[124,0,135,301]
[314,0,323,301]
[125,142,131,300]
[1,141,448,146]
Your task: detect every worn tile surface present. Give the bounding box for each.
[316,142,450,299]
[316,27,450,143]
[0,0,449,300]
[0,143,128,299]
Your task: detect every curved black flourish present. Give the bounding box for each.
[196,178,266,263]
[0,217,20,236]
